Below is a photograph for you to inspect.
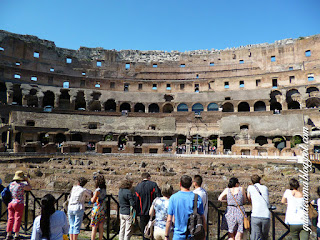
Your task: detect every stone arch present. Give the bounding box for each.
[270,102,282,111]
[120,102,131,112]
[306,86,319,94]
[55,133,66,144]
[74,91,86,110]
[27,89,38,107]
[221,136,235,151]
[104,99,116,112]
[254,101,266,111]
[134,103,145,113]
[177,103,188,112]
[255,136,268,146]
[12,84,22,105]
[177,135,186,145]
[288,101,300,109]
[43,91,55,107]
[238,102,250,112]
[192,103,204,113]
[71,133,83,141]
[149,103,159,113]
[306,97,320,108]
[222,102,234,112]
[163,103,174,113]
[270,90,282,100]
[207,102,219,111]
[273,136,286,151]
[59,89,70,109]
[0,82,7,104]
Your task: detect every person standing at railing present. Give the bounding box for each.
[90,174,107,240]
[247,174,270,240]
[5,170,32,240]
[31,194,69,240]
[68,177,93,240]
[118,179,135,240]
[218,177,248,240]
[281,178,310,240]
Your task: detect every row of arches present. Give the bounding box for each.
[2,87,320,112]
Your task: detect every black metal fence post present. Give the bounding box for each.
[106,195,111,240]
[24,191,29,234]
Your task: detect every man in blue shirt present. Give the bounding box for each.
[165,175,206,240]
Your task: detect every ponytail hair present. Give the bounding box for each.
[40,194,56,240]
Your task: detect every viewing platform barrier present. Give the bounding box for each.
[0,190,292,240]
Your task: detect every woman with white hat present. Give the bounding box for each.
[6,170,32,240]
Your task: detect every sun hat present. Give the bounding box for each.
[13,170,25,181]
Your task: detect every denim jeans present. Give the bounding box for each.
[68,209,85,234]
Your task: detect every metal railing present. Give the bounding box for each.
[208,201,290,240]
[0,191,120,240]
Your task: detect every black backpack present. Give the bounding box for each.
[186,193,205,240]
[1,184,12,206]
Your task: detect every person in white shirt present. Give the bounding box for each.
[247,174,270,240]
[193,175,208,221]
[68,177,93,240]
[281,178,310,240]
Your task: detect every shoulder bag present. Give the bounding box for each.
[230,190,250,230]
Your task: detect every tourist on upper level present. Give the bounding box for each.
[247,174,270,240]
[218,177,248,240]
[68,177,93,240]
[31,194,69,240]
[118,179,135,240]
[6,170,32,240]
[281,178,310,240]
[90,174,107,240]
[135,172,161,240]
[149,183,174,240]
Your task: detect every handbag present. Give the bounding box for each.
[144,219,156,239]
[230,190,250,230]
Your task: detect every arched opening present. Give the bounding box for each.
[191,134,203,152]
[288,101,300,109]
[177,135,186,145]
[134,136,143,146]
[163,136,174,152]
[104,133,114,141]
[148,103,159,113]
[55,133,66,144]
[59,90,70,109]
[134,103,145,113]
[192,103,204,113]
[306,87,319,96]
[255,136,268,146]
[89,101,101,111]
[177,103,188,112]
[221,136,235,152]
[12,84,22,105]
[176,135,186,154]
[27,89,38,107]
[118,134,128,150]
[207,103,219,111]
[270,102,282,113]
[120,102,131,112]
[286,89,300,102]
[163,104,173,113]
[222,102,234,112]
[273,136,286,151]
[238,102,250,112]
[270,90,282,100]
[74,91,86,110]
[39,133,49,145]
[254,101,266,111]
[306,98,320,108]
[240,125,249,130]
[71,133,83,142]
[104,99,116,112]
[15,132,21,144]
[291,135,302,148]
[43,91,55,107]
[0,82,7,104]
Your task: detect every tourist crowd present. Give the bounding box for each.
[0,170,319,240]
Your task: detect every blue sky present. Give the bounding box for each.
[1,0,319,52]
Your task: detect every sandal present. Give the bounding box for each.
[5,236,13,240]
